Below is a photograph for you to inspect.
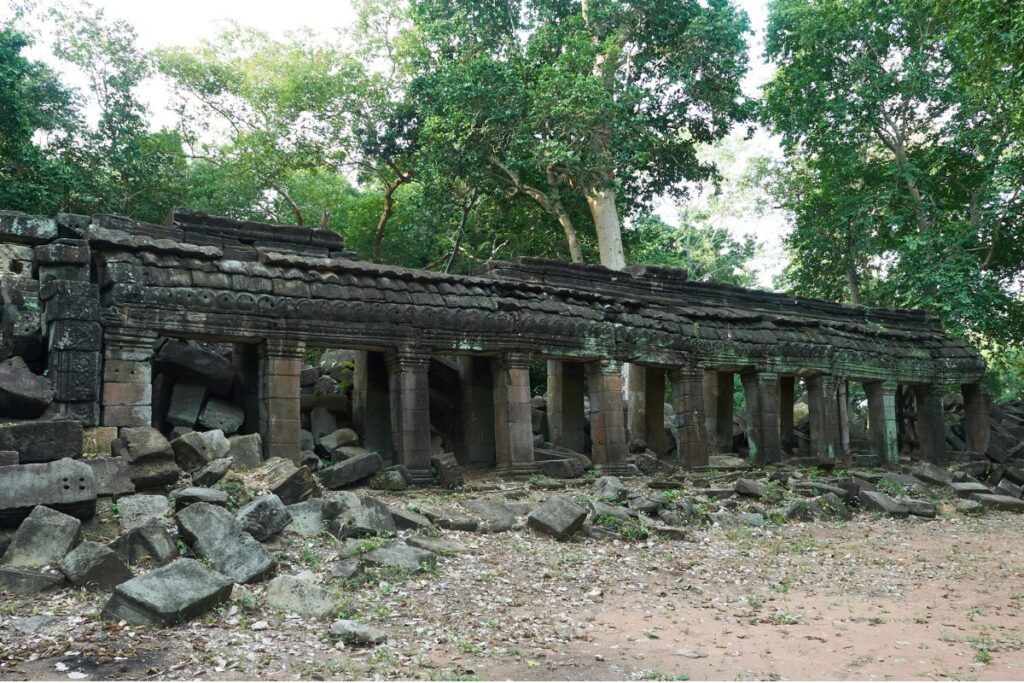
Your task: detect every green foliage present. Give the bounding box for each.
[595,513,650,540]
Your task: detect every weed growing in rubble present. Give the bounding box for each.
[595,513,651,540]
[300,546,324,568]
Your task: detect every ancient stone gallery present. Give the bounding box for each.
[0,207,997,634]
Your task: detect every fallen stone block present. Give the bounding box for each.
[309,407,338,441]
[734,478,767,498]
[913,462,953,487]
[82,426,118,456]
[970,493,1024,512]
[155,340,234,395]
[592,476,630,503]
[251,457,319,505]
[708,511,765,527]
[899,498,937,519]
[0,567,65,594]
[0,419,82,464]
[84,457,135,498]
[362,543,436,573]
[957,499,984,514]
[227,433,262,470]
[176,502,276,583]
[236,494,292,542]
[588,498,633,522]
[109,517,178,566]
[285,499,331,536]
[858,490,909,518]
[369,467,408,491]
[0,364,53,418]
[171,487,229,511]
[461,499,516,533]
[420,506,479,532]
[100,558,234,626]
[817,492,851,520]
[535,458,585,479]
[388,505,432,530]
[171,429,230,472]
[198,399,244,435]
[528,496,587,541]
[328,558,362,580]
[194,457,232,487]
[264,574,337,619]
[2,505,81,568]
[117,494,170,533]
[995,478,1024,499]
[0,457,97,525]
[627,495,661,514]
[316,428,360,456]
[166,382,207,429]
[952,481,990,498]
[327,492,396,539]
[329,619,387,646]
[112,427,180,489]
[406,535,467,555]
[319,450,383,489]
[58,540,132,589]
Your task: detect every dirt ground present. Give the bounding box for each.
[2,487,1024,681]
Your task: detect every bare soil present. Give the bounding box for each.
[2,486,1024,681]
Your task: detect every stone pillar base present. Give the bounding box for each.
[406,465,437,487]
[601,462,639,477]
[496,462,539,478]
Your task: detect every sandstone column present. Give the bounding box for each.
[101,327,158,428]
[493,352,536,477]
[962,382,990,453]
[258,338,303,463]
[779,375,795,454]
[741,371,781,465]
[705,371,735,453]
[546,360,585,453]
[456,356,496,467]
[914,384,948,466]
[386,348,434,485]
[807,374,840,462]
[625,362,646,447]
[588,358,629,473]
[865,379,899,466]
[669,367,708,468]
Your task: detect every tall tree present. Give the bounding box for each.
[409,0,753,269]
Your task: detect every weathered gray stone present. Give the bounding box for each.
[227,433,262,470]
[528,496,587,541]
[913,462,953,487]
[461,499,516,533]
[0,364,52,418]
[817,492,851,520]
[58,540,132,589]
[858,490,910,518]
[155,340,235,395]
[369,467,408,491]
[198,398,245,435]
[388,505,432,530]
[100,558,234,626]
[194,457,232,487]
[300,429,315,452]
[109,517,178,566]
[319,450,383,489]
[176,502,276,584]
[166,381,207,428]
[84,457,135,498]
[285,499,330,536]
[0,457,97,525]
[112,427,180,489]
[327,492,396,539]
[592,476,630,502]
[899,498,937,518]
[783,498,823,522]
[117,494,170,532]
[310,407,338,441]
[0,419,82,464]
[535,458,585,479]
[329,619,387,646]
[317,428,359,455]
[627,496,661,514]
[2,505,81,568]
[708,511,765,527]
[251,457,319,505]
[328,558,362,580]
[956,499,984,514]
[424,507,479,532]
[406,535,467,555]
[970,493,1024,512]
[995,478,1024,499]
[952,481,990,498]
[734,478,767,498]
[0,567,64,594]
[588,498,633,522]
[362,543,436,573]
[171,429,230,471]
[9,615,58,633]
[236,494,292,541]
[264,574,337,619]
[172,486,229,510]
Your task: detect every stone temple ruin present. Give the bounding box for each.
[0,208,999,625]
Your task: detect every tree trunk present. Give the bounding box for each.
[553,202,584,263]
[584,185,626,270]
[371,185,396,264]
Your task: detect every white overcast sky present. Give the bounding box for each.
[4,0,789,287]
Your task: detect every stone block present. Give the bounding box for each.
[51,350,101,401]
[285,499,330,536]
[0,450,15,466]
[0,364,53,418]
[155,340,235,395]
[319,450,383,489]
[329,619,387,646]
[109,517,178,566]
[47,320,101,351]
[952,481,990,498]
[361,543,436,573]
[462,499,516,533]
[317,427,359,456]
[102,359,151,385]
[899,498,937,518]
[100,558,234,626]
[0,213,57,245]
[0,458,97,526]
[527,496,587,541]
[2,505,81,568]
[310,407,338,441]
[858,490,909,518]
[166,382,207,428]
[0,567,64,594]
[83,426,119,456]
[176,502,276,584]
[84,457,135,498]
[194,457,232,487]
[171,487,229,511]
[0,419,82,464]
[734,478,767,498]
[117,494,170,533]
[264,574,336,619]
[102,404,152,427]
[112,427,173,463]
[970,493,1024,512]
[236,494,292,541]
[102,382,152,406]
[58,540,132,589]
[171,429,230,471]
[913,462,953,487]
[250,457,319,505]
[592,476,630,502]
[326,492,396,539]
[388,505,432,530]
[198,398,244,435]
[535,458,585,479]
[227,433,263,469]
